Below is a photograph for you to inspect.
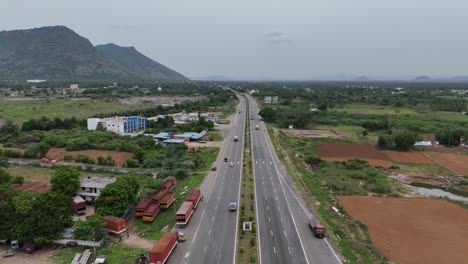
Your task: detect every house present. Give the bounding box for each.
[264,96,272,104]
[414,141,432,147]
[87,116,147,134]
[76,176,116,202]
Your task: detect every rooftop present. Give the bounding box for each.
[80,176,116,189]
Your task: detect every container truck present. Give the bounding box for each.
[234,136,238,142]
[72,195,86,215]
[159,192,175,209]
[100,215,127,235]
[186,189,202,209]
[143,203,160,223]
[149,232,178,264]
[151,179,175,202]
[135,198,152,217]
[176,201,194,226]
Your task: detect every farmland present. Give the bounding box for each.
[339,196,468,264]
[316,143,393,167]
[46,147,134,167]
[425,152,468,175]
[383,150,435,165]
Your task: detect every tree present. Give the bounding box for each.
[258,107,277,122]
[95,184,130,217]
[73,214,106,241]
[0,168,12,184]
[126,158,140,168]
[50,167,80,196]
[0,191,16,238]
[394,132,421,150]
[174,169,189,180]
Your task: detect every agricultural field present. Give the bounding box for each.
[425,152,468,175]
[46,147,134,167]
[339,196,468,264]
[383,150,435,165]
[316,143,393,167]
[278,128,346,139]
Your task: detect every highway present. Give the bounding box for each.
[170,95,246,264]
[247,94,342,264]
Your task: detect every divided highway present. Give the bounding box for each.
[170,95,246,264]
[247,94,342,264]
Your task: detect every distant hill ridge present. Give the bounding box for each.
[0,26,188,81]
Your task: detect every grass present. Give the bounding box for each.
[0,98,159,124]
[207,130,224,141]
[134,148,219,240]
[333,104,419,115]
[52,243,143,264]
[395,163,455,175]
[237,99,256,264]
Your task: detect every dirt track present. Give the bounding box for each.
[383,150,435,165]
[47,148,133,167]
[316,143,393,167]
[339,196,468,264]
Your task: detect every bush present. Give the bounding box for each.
[126,158,140,168]
[173,168,188,180]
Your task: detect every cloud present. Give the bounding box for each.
[263,30,291,44]
[106,24,138,31]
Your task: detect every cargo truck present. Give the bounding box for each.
[72,195,86,215]
[152,179,175,202]
[100,215,127,235]
[135,198,152,217]
[176,201,194,226]
[149,232,178,264]
[186,189,202,209]
[309,221,326,238]
[234,136,238,142]
[143,203,160,223]
[159,192,175,209]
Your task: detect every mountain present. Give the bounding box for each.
[411,75,432,82]
[0,26,188,81]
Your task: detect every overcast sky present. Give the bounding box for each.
[2,0,468,80]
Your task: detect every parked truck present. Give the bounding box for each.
[255,125,259,130]
[186,189,202,209]
[176,201,194,226]
[72,195,86,215]
[234,136,238,142]
[159,192,175,209]
[143,203,160,223]
[135,198,152,217]
[149,232,178,264]
[100,215,127,235]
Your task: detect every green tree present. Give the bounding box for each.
[258,107,277,122]
[50,167,80,196]
[0,191,16,238]
[126,158,140,168]
[394,132,420,150]
[95,184,129,217]
[72,214,106,241]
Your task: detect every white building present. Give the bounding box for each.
[27,79,46,83]
[76,176,116,202]
[87,116,147,134]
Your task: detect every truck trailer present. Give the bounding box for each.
[72,195,86,215]
[160,192,175,209]
[149,232,178,264]
[143,203,160,223]
[186,189,202,209]
[100,215,127,235]
[176,201,194,226]
[135,198,152,217]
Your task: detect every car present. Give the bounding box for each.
[229,161,234,167]
[24,244,41,254]
[309,222,326,238]
[198,140,206,143]
[224,158,228,162]
[229,201,237,211]
[211,166,217,171]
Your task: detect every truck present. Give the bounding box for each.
[255,125,259,130]
[186,189,202,209]
[149,232,178,264]
[135,198,152,217]
[151,179,175,202]
[72,195,86,215]
[309,222,326,238]
[143,203,160,223]
[100,215,127,235]
[234,136,238,142]
[159,192,175,209]
[176,201,194,226]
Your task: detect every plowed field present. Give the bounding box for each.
[425,152,468,175]
[46,148,133,166]
[316,143,392,167]
[383,151,435,165]
[339,196,468,264]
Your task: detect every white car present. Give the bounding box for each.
[229,161,234,167]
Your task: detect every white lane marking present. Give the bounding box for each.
[267,205,269,211]
[262,181,264,185]
[288,247,291,254]
[204,245,207,253]
[325,238,343,264]
[270,161,272,164]
[284,230,287,237]
[237,161,240,164]
[273,188,276,193]
[271,230,273,237]
[273,246,276,254]
[212,216,215,222]
[268,217,271,223]
[185,251,191,258]
[276,196,278,201]
[256,161,258,164]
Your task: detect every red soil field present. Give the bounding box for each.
[316,143,393,167]
[339,196,468,264]
[383,151,435,165]
[46,148,133,167]
[425,152,468,175]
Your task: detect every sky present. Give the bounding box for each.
[1,0,468,80]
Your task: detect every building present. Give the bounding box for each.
[27,79,46,83]
[76,176,116,202]
[87,116,147,134]
[264,96,278,104]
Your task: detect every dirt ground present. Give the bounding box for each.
[383,150,435,165]
[425,152,468,175]
[277,129,347,139]
[46,148,133,167]
[8,166,52,183]
[339,196,468,264]
[316,143,393,167]
[186,141,222,148]
[0,246,55,264]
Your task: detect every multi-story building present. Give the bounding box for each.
[87,116,148,134]
[76,176,116,203]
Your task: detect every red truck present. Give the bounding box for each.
[159,192,175,209]
[72,195,86,215]
[152,179,175,202]
[135,198,152,217]
[186,189,202,209]
[176,201,194,226]
[149,232,178,264]
[143,202,160,223]
[100,215,127,235]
